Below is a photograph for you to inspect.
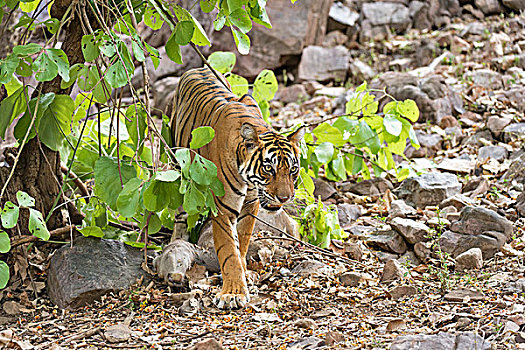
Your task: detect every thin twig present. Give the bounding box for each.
[248,213,366,267]
[10,225,76,248]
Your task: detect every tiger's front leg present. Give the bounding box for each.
[237,189,260,272]
[212,213,249,309]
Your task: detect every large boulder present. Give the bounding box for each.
[396,173,462,208]
[361,2,411,31]
[210,0,333,78]
[369,73,463,124]
[298,45,349,82]
[47,237,147,309]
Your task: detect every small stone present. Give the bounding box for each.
[366,230,408,254]
[450,206,514,238]
[502,0,525,11]
[325,331,344,346]
[389,217,430,244]
[503,123,525,143]
[414,242,432,261]
[466,69,503,90]
[337,203,362,227]
[275,84,309,104]
[396,173,462,208]
[504,320,520,333]
[456,317,472,330]
[2,301,20,315]
[291,260,334,277]
[478,146,508,161]
[455,248,483,271]
[190,338,224,350]
[444,288,486,302]
[349,59,377,82]
[439,194,475,211]
[294,318,317,329]
[288,336,325,349]
[389,285,417,300]
[344,242,363,261]
[487,116,512,134]
[104,324,132,343]
[381,259,407,283]
[386,319,407,332]
[474,0,504,15]
[342,178,393,197]
[362,2,411,31]
[340,272,371,287]
[329,2,359,26]
[313,178,337,200]
[303,81,324,96]
[388,200,417,219]
[390,332,490,350]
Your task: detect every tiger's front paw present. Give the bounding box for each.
[214,280,250,309]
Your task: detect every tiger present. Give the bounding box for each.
[169,67,304,309]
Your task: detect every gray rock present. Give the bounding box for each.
[313,178,337,200]
[344,242,363,261]
[105,324,132,343]
[410,1,432,30]
[340,272,371,287]
[503,123,525,143]
[475,0,504,15]
[366,230,408,254]
[381,259,408,283]
[466,69,504,90]
[439,230,508,259]
[455,248,483,270]
[336,203,362,227]
[390,332,491,350]
[439,194,475,211]
[288,336,325,349]
[516,191,525,216]
[389,200,417,220]
[153,76,180,116]
[298,45,350,82]
[349,59,377,82]
[210,0,332,78]
[329,2,359,27]
[450,206,514,238]
[292,260,334,277]
[340,178,393,197]
[47,237,147,309]
[414,242,432,261]
[294,318,317,330]
[502,153,525,184]
[502,0,525,11]
[397,173,462,208]
[478,145,508,161]
[390,217,430,244]
[254,208,300,238]
[389,285,417,299]
[487,116,512,134]
[275,84,309,104]
[190,338,224,350]
[370,73,463,124]
[405,131,443,158]
[362,2,411,31]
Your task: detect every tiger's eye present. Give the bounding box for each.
[290,166,298,174]
[263,164,273,173]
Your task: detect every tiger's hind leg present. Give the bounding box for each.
[237,188,260,272]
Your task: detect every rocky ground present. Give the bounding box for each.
[2,1,525,349]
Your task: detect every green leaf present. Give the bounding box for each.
[147,213,162,234]
[330,154,346,181]
[226,0,243,11]
[132,40,145,62]
[12,43,42,56]
[1,202,18,229]
[210,177,225,196]
[200,0,217,12]
[105,61,129,88]
[0,87,27,139]
[408,125,420,149]
[166,32,183,64]
[248,0,271,29]
[79,226,104,238]
[190,126,215,149]
[0,261,9,289]
[16,191,34,207]
[208,51,236,74]
[145,42,160,69]
[226,74,249,96]
[46,49,70,81]
[253,69,277,101]
[143,180,169,212]
[81,33,101,62]
[14,92,55,144]
[214,11,227,31]
[398,99,419,122]
[0,231,10,253]
[15,56,32,77]
[144,6,164,30]
[312,123,346,147]
[349,120,381,154]
[314,142,334,164]
[231,27,250,55]
[298,167,314,196]
[32,53,58,82]
[38,95,75,151]
[94,157,137,211]
[175,149,191,177]
[183,183,206,215]
[173,5,211,46]
[229,8,252,34]
[43,18,59,34]
[117,178,143,217]
[155,170,181,182]
[175,21,195,46]
[19,0,40,12]
[28,208,49,240]
[0,54,20,84]
[383,114,403,137]
[189,154,218,186]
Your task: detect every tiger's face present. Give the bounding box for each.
[239,124,305,211]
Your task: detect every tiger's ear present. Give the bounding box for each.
[241,123,259,151]
[287,126,306,145]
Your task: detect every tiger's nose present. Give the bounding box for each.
[277,195,291,203]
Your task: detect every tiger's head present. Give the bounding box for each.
[238,123,305,211]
